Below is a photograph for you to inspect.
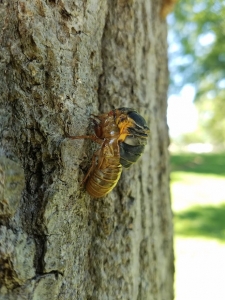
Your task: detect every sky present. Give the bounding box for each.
[166,14,199,140]
[167,85,198,138]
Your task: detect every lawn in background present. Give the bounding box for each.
[171,153,225,176]
[170,153,225,300]
[171,153,225,241]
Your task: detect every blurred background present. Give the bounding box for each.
[167,1,225,299]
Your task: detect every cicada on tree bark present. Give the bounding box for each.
[67,107,149,198]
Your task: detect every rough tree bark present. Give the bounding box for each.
[0,1,173,299]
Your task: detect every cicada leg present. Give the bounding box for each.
[66,133,103,145]
[82,148,101,184]
[89,115,103,138]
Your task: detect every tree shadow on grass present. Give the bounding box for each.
[174,203,225,242]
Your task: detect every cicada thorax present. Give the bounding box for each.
[115,108,149,168]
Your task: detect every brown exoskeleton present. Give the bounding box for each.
[67,108,149,198]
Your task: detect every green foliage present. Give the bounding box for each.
[169,0,225,96]
[196,92,225,145]
[169,0,225,144]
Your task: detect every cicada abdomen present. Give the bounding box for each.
[85,155,122,198]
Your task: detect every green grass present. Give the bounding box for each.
[170,152,225,176]
[174,203,225,241]
[170,153,225,242]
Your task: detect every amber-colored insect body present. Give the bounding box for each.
[67,108,149,198]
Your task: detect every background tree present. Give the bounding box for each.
[169,0,225,146]
[0,1,173,299]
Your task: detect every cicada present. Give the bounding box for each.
[67,107,149,198]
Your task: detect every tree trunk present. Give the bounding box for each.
[0,1,173,299]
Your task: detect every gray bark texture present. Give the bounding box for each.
[0,0,174,299]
